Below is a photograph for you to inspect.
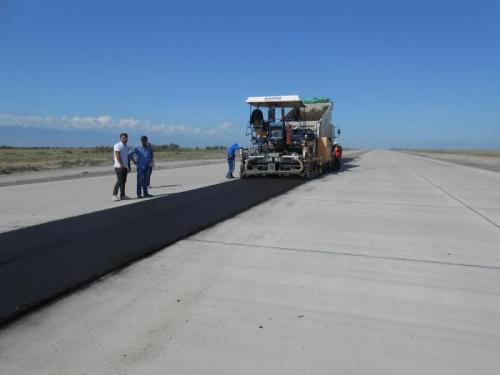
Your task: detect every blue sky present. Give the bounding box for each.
[0,0,499,148]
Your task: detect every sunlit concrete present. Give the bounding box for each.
[1,150,500,374]
[0,162,228,232]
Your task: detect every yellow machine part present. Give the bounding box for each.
[318,136,332,164]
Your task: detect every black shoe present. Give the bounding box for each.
[137,195,144,199]
[144,193,153,198]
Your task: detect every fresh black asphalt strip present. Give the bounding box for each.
[0,178,304,325]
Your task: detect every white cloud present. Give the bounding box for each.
[218,121,234,131]
[0,113,221,137]
[216,121,238,137]
[97,115,113,126]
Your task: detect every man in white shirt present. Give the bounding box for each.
[112,133,131,201]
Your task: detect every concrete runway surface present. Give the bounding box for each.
[0,176,304,323]
[0,162,229,233]
[1,150,500,374]
[0,159,225,188]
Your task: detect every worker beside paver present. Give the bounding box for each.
[226,143,240,179]
[332,142,342,172]
[129,135,154,198]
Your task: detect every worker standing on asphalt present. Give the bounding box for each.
[129,135,154,198]
[332,142,343,172]
[226,143,240,179]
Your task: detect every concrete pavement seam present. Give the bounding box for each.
[399,151,500,175]
[411,170,500,230]
[280,196,461,209]
[186,239,500,271]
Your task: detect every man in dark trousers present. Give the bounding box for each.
[112,133,131,201]
[129,135,154,198]
[226,143,240,179]
[332,142,342,172]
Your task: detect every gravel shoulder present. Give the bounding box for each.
[400,151,500,173]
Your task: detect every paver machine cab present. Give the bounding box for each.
[240,95,334,178]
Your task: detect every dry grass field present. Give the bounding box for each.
[0,146,226,174]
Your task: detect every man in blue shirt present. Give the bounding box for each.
[226,143,240,179]
[129,135,154,198]
[146,141,155,188]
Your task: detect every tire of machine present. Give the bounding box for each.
[240,163,247,179]
[304,163,315,180]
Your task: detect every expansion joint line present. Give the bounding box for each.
[412,170,500,230]
[186,239,500,271]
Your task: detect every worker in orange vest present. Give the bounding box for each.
[332,142,342,172]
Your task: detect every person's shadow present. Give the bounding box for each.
[134,192,173,200]
[149,184,182,188]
